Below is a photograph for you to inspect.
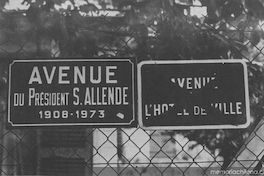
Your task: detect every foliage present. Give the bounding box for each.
[117,0,264,168]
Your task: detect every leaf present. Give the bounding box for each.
[26,4,40,24]
[201,0,224,18]
[0,0,8,9]
[0,11,8,27]
[79,3,98,13]
[221,0,243,19]
[52,0,67,5]
[117,0,135,9]
[245,0,264,19]
[14,16,32,34]
[250,31,261,46]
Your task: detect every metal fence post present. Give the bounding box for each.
[227,118,264,174]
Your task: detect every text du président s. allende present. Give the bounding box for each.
[27,66,129,106]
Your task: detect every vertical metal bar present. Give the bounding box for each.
[85,128,93,176]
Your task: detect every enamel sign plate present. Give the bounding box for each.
[8,59,135,127]
[138,60,250,130]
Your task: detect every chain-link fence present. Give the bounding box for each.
[0,0,264,175]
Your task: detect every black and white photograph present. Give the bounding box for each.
[0,0,263,175]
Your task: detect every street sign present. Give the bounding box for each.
[138,60,250,130]
[8,59,135,127]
